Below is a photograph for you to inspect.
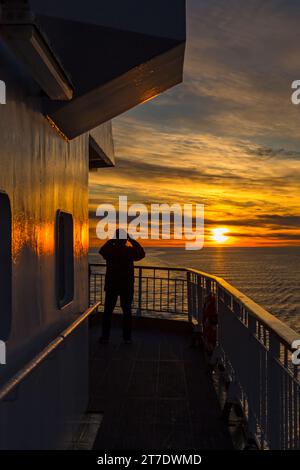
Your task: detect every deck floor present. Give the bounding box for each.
[88,317,233,450]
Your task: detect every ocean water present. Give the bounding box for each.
[90,246,300,333]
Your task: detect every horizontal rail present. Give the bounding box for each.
[90,263,299,347]
[89,263,187,272]
[0,302,101,401]
[187,268,299,348]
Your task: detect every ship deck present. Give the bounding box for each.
[88,315,233,450]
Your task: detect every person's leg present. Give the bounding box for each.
[101,290,118,340]
[120,289,133,341]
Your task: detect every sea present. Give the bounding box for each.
[89,246,300,333]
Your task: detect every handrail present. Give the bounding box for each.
[187,267,299,348]
[89,263,187,272]
[0,302,101,401]
[90,262,299,348]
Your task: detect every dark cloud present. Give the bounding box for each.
[247,147,300,161]
[256,214,300,227]
[205,214,300,228]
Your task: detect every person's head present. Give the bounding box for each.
[114,228,128,246]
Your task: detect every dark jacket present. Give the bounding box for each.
[99,238,145,292]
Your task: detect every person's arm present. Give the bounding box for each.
[99,239,115,260]
[128,236,145,261]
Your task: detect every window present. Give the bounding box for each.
[0,192,12,341]
[56,211,74,309]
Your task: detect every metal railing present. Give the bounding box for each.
[90,263,300,450]
[187,269,300,450]
[0,302,100,401]
[89,264,188,316]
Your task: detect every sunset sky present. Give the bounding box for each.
[89,0,300,248]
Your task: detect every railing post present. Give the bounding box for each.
[167,269,170,313]
[88,264,91,307]
[187,270,192,322]
[267,333,281,449]
[136,267,142,317]
[197,274,203,325]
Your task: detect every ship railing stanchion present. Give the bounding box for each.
[136,267,142,317]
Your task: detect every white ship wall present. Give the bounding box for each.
[0,41,90,449]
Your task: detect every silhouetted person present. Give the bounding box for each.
[99,229,145,343]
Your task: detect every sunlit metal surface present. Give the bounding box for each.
[0,39,90,450]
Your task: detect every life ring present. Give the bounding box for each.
[202,293,218,354]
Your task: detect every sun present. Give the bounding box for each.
[211,227,229,244]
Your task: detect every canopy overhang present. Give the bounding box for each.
[89,122,115,170]
[0,0,186,139]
